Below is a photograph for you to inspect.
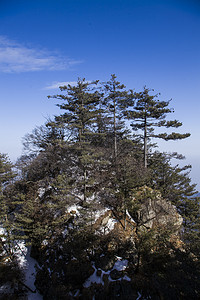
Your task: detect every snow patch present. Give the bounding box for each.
[0,228,27,267]
[100,218,117,234]
[83,257,130,288]
[62,227,68,238]
[69,289,80,297]
[67,204,81,216]
[38,187,46,198]
[0,283,12,293]
[15,240,27,267]
[24,247,43,300]
[41,239,48,246]
[38,185,51,198]
[123,274,131,281]
[83,265,104,288]
[126,209,136,224]
[86,194,96,202]
[0,226,6,241]
[93,207,109,222]
[113,256,128,271]
[136,291,142,300]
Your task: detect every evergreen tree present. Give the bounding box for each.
[48,78,100,143]
[149,151,200,257]
[0,154,19,260]
[15,179,70,249]
[0,154,15,187]
[1,75,198,299]
[127,87,190,168]
[48,78,106,203]
[149,151,196,202]
[103,74,134,161]
[0,155,28,300]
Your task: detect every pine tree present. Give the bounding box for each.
[103,74,134,161]
[48,78,100,143]
[15,179,71,249]
[148,151,200,257]
[47,78,106,203]
[0,154,24,261]
[127,87,190,168]
[10,75,199,298]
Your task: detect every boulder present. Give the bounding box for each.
[133,186,183,232]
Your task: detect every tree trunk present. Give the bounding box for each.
[114,97,117,161]
[83,169,87,202]
[144,116,147,168]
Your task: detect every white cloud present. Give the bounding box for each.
[44,80,92,90]
[44,81,77,90]
[0,36,82,73]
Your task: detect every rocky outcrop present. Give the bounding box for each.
[33,186,187,299]
[131,186,183,232]
[93,187,183,247]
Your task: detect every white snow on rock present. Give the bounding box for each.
[102,218,117,234]
[126,209,136,224]
[41,239,48,246]
[0,230,42,300]
[136,291,142,300]
[0,228,27,267]
[0,283,12,294]
[67,204,81,215]
[24,247,43,300]
[0,226,6,242]
[113,256,128,271]
[15,240,27,267]
[38,185,51,198]
[83,257,130,288]
[38,187,46,198]
[83,267,104,288]
[122,274,131,281]
[62,227,68,238]
[86,194,95,202]
[93,207,109,222]
[69,289,80,297]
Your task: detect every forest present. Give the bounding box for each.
[0,75,200,299]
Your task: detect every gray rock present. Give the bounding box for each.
[95,255,115,271]
[134,187,183,232]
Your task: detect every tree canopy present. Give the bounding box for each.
[0,75,199,299]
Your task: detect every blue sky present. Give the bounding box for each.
[0,0,200,189]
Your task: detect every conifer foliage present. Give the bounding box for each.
[126,87,190,168]
[0,75,200,299]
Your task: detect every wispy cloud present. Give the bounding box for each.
[44,80,92,90]
[44,81,77,90]
[0,36,82,73]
